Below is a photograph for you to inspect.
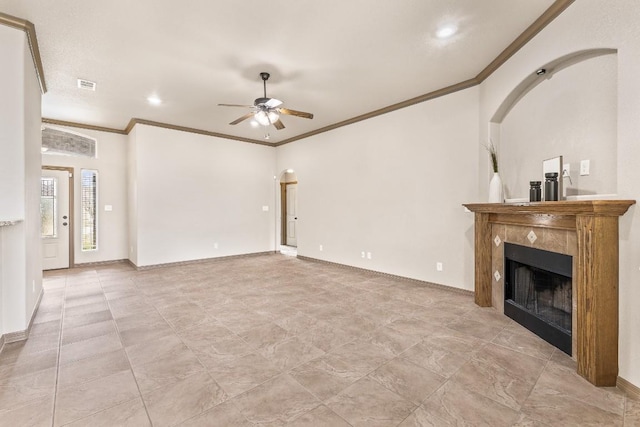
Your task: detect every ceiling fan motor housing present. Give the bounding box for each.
[254,97,271,106]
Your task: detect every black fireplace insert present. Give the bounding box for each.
[504,242,573,355]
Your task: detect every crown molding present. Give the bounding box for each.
[124,118,272,146]
[42,118,126,135]
[15,0,575,146]
[273,78,480,147]
[42,117,270,146]
[276,0,575,146]
[476,0,575,82]
[0,12,47,93]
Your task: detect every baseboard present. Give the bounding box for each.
[296,255,474,296]
[131,251,278,270]
[27,287,44,335]
[0,286,44,356]
[3,328,29,343]
[618,376,640,400]
[73,259,129,268]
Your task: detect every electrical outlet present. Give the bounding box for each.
[361,251,365,258]
[367,252,372,259]
[580,160,590,176]
[436,262,443,271]
[214,242,218,249]
[319,244,323,251]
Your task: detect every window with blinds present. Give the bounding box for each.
[81,169,98,251]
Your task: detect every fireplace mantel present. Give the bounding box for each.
[464,200,635,386]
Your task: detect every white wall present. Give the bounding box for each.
[500,53,617,199]
[127,126,139,266]
[277,87,479,290]
[129,125,276,267]
[479,0,640,388]
[0,26,25,221]
[0,24,42,335]
[23,32,44,320]
[43,127,129,264]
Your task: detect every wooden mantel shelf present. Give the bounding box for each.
[464,199,635,387]
[464,200,635,216]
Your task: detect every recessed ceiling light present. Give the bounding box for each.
[147,96,162,105]
[436,25,457,39]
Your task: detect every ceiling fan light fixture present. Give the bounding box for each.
[255,110,280,127]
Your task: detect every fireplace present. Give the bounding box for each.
[504,242,572,355]
[463,200,635,386]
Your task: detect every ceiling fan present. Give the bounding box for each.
[218,72,313,131]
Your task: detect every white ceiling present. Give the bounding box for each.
[1,0,558,144]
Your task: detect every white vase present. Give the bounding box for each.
[488,172,504,203]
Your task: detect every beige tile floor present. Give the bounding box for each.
[0,254,638,426]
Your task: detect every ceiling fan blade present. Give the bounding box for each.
[273,119,285,130]
[218,103,254,108]
[265,98,283,108]
[279,108,314,119]
[229,112,256,125]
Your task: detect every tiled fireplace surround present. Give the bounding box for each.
[464,200,635,388]
[490,223,578,357]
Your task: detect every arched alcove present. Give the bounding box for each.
[489,49,618,200]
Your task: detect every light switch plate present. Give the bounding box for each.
[580,160,590,176]
[104,205,113,211]
[262,205,269,211]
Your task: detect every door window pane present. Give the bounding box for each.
[81,169,98,251]
[41,177,57,237]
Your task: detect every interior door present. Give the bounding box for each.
[41,169,70,270]
[286,183,298,247]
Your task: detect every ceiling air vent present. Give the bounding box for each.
[77,78,96,91]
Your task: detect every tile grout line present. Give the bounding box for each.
[50,273,69,427]
[102,272,156,426]
[45,274,133,426]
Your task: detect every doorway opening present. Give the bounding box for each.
[279,169,298,256]
[41,166,74,269]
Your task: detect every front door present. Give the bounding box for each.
[286,183,298,247]
[41,169,70,270]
